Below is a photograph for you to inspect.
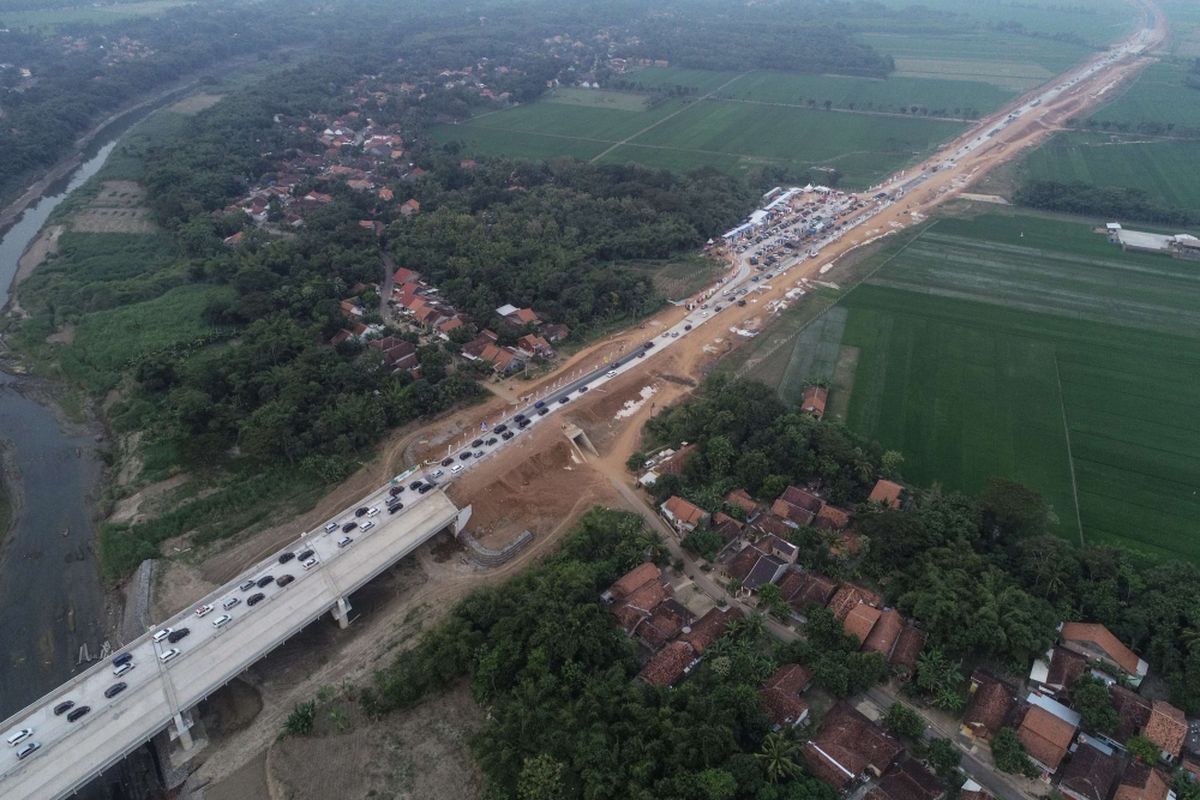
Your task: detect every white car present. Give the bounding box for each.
[366,507,379,517]
[361,521,375,532]
[212,615,232,629]
[152,628,172,643]
[607,370,617,378]
[302,557,318,570]
[6,729,33,747]
[194,604,214,618]
[159,648,181,664]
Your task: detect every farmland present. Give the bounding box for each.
[0,0,192,29]
[734,211,1200,561]
[434,81,965,186]
[1085,60,1200,130]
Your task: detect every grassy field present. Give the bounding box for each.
[868,0,1133,46]
[733,211,1200,561]
[1084,60,1200,130]
[544,87,650,112]
[1021,131,1200,213]
[0,0,191,29]
[622,255,722,300]
[437,88,964,187]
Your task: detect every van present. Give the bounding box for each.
[6,728,32,747]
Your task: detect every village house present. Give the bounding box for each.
[961,671,1016,740]
[804,702,904,789]
[725,488,760,518]
[366,335,418,372]
[889,623,926,677]
[1059,622,1149,687]
[1030,646,1090,699]
[801,385,828,419]
[495,303,542,329]
[786,571,840,610]
[827,582,882,622]
[815,503,853,531]
[843,603,882,644]
[399,198,420,216]
[1113,762,1175,800]
[722,543,786,595]
[865,760,946,800]
[638,641,695,688]
[709,512,744,548]
[1059,735,1123,800]
[759,664,812,731]
[660,496,709,534]
[681,606,743,657]
[862,608,905,659]
[868,479,905,509]
[1017,693,1081,777]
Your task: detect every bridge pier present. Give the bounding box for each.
[331,596,352,629]
[172,712,194,751]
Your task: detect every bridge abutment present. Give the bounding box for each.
[331,596,353,629]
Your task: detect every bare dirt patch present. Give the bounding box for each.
[71,180,156,233]
[169,93,224,114]
[265,681,484,800]
[45,323,75,345]
[108,473,188,525]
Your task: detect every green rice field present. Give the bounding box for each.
[1022,131,1200,213]
[735,211,1200,561]
[1085,61,1200,130]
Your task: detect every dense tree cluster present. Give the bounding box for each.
[363,508,840,800]
[1015,179,1199,226]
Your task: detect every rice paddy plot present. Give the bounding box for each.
[544,87,651,112]
[618,67,743,94]
[1021,131,1200,213]
[743,211,1200,561]
[1085,61,1200,130]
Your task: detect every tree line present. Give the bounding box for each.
[1016,179,1199,226]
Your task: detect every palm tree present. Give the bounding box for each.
[756,732,802,783]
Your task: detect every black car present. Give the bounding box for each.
[66,706,90,723]
[278,552,296,564]
[53,701,75,716]
[557,397,569,405]
[388,486,404,497]
[256,575,275,588]
[514,413,527,422]
[441,457,454,466]
[277,575,295,588]
[494,424,508,433]
[247,592,266,607]
[472,438,484,447]
[354,506,369,518]
[519,418,532,428]
[297,549,314,561]
[502,431,515,440]
[410,480,425,490]
[342,521,357,533]
[112,652,133,668]
[537,407,548,416]
[534,400,545,408]
[578,385,589,392]
[644,341,655,349]
[239,580,256,592]
[418,484,432,494]
[459,452,471,460]
[167,627,190,644]
[104,682,127,699]
[389,502,404,514]
[486,437,497,446]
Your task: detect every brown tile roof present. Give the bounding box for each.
[804,702,904,789]
[607,562,660,600]
[790,572,839,608]
[752,513,795,539]
[844,603,882,644]
[868,759,944,800]
[801,385,828,418]
[1046,646,1089,692]
[782,485,824,514]
[1060,737,1122,800]
[890,624,926,671]
[725,488,759,516]
[766,663,813,695]
[682,607,743,656]
[662,495,707,527]
[611,578,672,635]
[827,583,881,621]
[1143,699,1186,759]
[1113,763,1171,800]
[963,672,1015,739]
[657,444,695,476]
[1060,622,1145,676]
[1109,685,1152,742]
[776,570,806,602]
[864,609,905,657]
[815,504,852,531]
[760,686,810,729]
[638,640,695,688]
[869,479,904,509]
[960,788,994,800]
[1018,705,1078,772]
[772,497,816,527]
[726,544,768,583]
[636,598,694,650]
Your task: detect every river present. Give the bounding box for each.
[0,119,154,798]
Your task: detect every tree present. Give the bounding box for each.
[1071,675,1118,734]
[517,753,567,800]
[914,649,967,711]
[757,583,790,618]
[979,479,1052,544]
[757,733,802,783]
[927,738,961,782]
[1126,734,1159,764]
[992,728,1039,778]
[881,450,904,479]
[884,702,925,740]
[282,701,316,737]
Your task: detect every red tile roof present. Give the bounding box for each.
[863,609,904,657]
[790,572,839,608]
[772,497,815,527]
[760,686,810,729]
[815,504,852,531]
[801,385,828,418]
[681,607,743,656]
[867,759,944,800]
[804,703,904,789]
[963,672,1015,739]
[1018,705,1077,772]
[869,479,904,509]
[844,603,882,643]
[638,640,695,687]
[1143,699,1186,759]
[662,496,707,528]
[827,583,880,621]
[766,663,813,695]
[889,624,926,671]
[1060,622,1145,676]
[781,485,823,514]
[1114,763,1171,800]
[607,562,659,600]
[725,488,759,515]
